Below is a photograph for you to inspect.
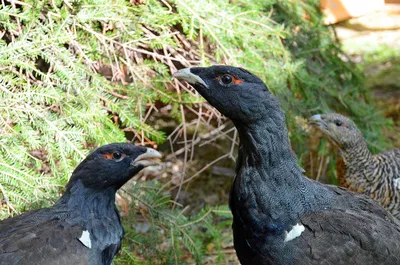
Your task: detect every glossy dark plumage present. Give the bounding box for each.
[309,113,400,220]
[174,66,400,265]
[0,143,161,265]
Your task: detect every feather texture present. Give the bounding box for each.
[174,66,400,265]
[310,113,400,219]
[0,143,161,265]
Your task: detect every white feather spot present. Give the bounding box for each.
[394,178,400,190]
[78,230,92,249]
[284,223,305,243]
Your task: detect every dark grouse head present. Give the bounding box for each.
[309,113,364,150]
[67,143,161,190]
[173,65,274,123]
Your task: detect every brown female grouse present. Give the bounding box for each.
[174,65,400,265]
[309,113,400,220]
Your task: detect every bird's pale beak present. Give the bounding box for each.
[173,68,208,89]
[308,114,324,127]
[132,148,162,167]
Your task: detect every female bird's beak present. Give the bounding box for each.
[173,68,209,89]
[308,114,325,128]
[132,148,162,167]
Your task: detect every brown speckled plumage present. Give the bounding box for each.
[309,113,400,220]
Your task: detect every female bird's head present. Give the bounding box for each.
[68,143,162,190]
[309,113,365,151]
[173,65,279,123]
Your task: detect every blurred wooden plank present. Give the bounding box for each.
[321,0,385,24]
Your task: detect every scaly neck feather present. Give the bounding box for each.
[230,98,333,232]
[233,104,304,188]
[341,139,374,168]
[56,180,117,219]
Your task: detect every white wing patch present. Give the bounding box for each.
[284,223,305,243]
[78,230,92,249]
[394,178,400,190]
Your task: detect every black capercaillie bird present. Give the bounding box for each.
[0,143,161,265]
[309,113,400,220]
[173,66,400,265]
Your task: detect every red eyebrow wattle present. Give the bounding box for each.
[103,153,113,159]
[215,75,244,84]
[232,76,243,84]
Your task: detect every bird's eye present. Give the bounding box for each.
[113,152,122,160]
[335,120,343,127]
[103,152,125,161]
[221,74,233,85]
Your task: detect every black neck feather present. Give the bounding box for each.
[230,99,333,232]
[233,104,304,184]
[56,180,117,219]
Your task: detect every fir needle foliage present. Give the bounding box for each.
[0,0,169,216]
[113,182,228,265]
[0,0,393,263]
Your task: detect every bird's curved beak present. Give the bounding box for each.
[173,68,208,89]
[308,114,325,128]
[132,148,162,167]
